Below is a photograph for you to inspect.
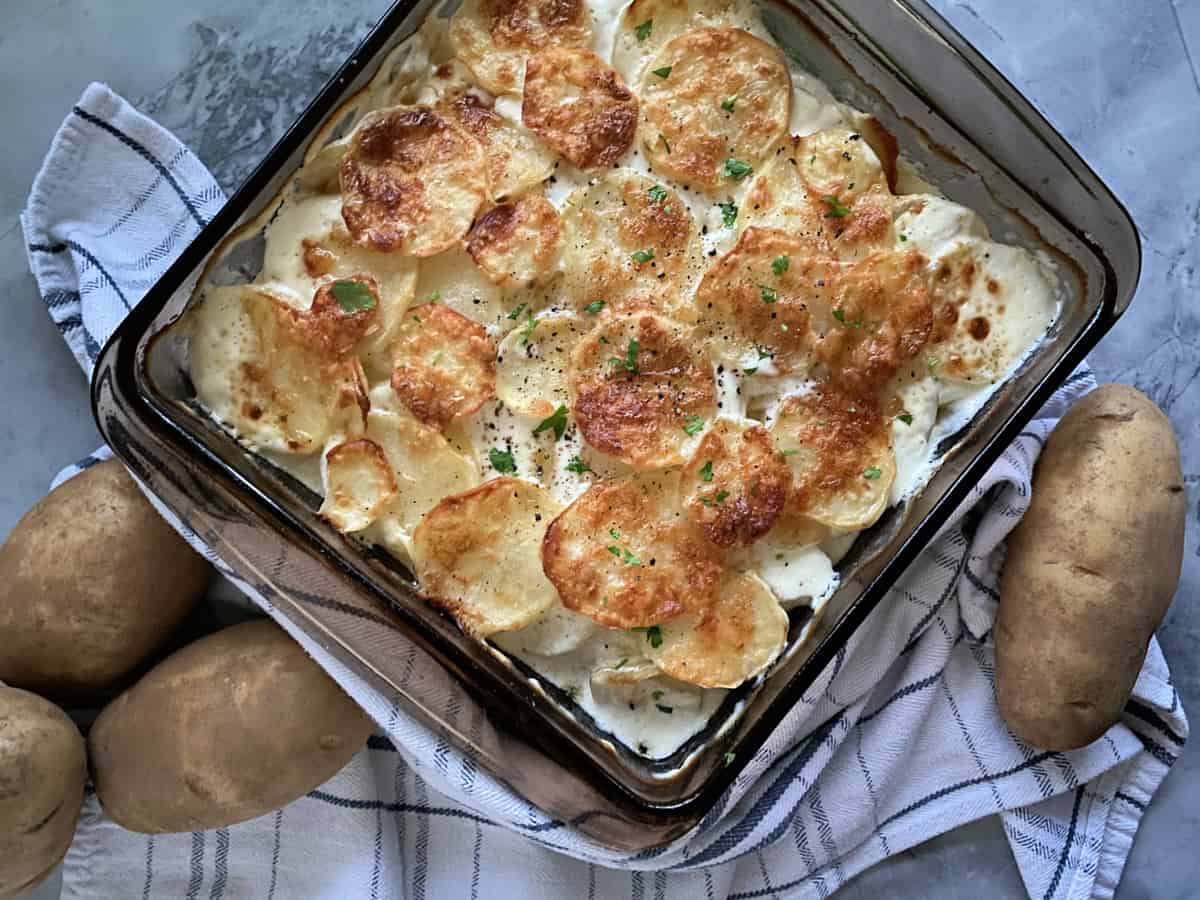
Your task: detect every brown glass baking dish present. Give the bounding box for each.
[91,0,1139,851]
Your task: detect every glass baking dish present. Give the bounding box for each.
[91,0,1139,851]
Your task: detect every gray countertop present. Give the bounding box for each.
[1,1,1196,897]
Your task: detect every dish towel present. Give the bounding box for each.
[21,82,1187,900]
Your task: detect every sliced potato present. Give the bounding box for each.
[492,603,599,657]
[450,0,593,95]
[612,0,760,83]
[413,478,562,637]
[366,408,481,560]
[466,195,563,287]
[559,169,702,320]
[523,48,638,169]
[739,512,835,606]
[390,303,497,427]
[925,241,1058,386]
[647,571,788,688]
[569,313,717,468]
[496,310,587,418]
[340,106,488,257]
[319,438,398,533]
[541,472,723,629]
[769,384,895,531]
[414,247,510,333]
[638,28,790,191]
[741,129,895,260]
[439,87,556,199]
[681,419,792,547]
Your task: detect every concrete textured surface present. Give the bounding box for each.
[1,1,1196,897]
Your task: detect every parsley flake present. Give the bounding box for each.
[653,66,672,79]
[822,195,852,218]
[533,404,569,441]
[682,415,705,436]
[507,302,528,320]
[863,467,882,480]
[489,447,517,474]
[634,18,652,41]
[566,455,593,475]
[656,704,674,714]
[699,460,714,482]
[899,233,909,242]
[718,200,738,228]
[782,449,800,456]
[721,95,737,112]
[759,284,778,304]
[724,752,736,765]
[610,338,640,374]
[772,255,789,276]
[723,158,753,181]
[743,366,758,375]
[631,248,655,264]
[583,299,606,315]
[926,356,941,380]
[331,279,376,313]
[519,313,539,345]
[431,351,444,366]
[648,184,669,204]
[426,290,441,302]
[898,412,914,426]
[632,625,663,648]
[615,658,629,669]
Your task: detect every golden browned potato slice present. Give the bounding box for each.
[390,303,497,427]
[559,169,702,320]
[496,311,587,418]
[646,571,788,688]
[924,241,1058,387]
[188,284,368,454]
[319,438,398,533]
[412,478,562,637]
[569,313,717,468]
[439,89,556,200]
[612,0,759,83]
[742,129,895,260]
[681,419,792,548]
[466,194,563,287]
[638,28,790,191]
[450,0,593,95]
[366,408,481,561]
[414,248,510,333]
[340,106,489,257]
[257,192,418,378]
[523,48,638,170]
[769,384,896,531]
[541,472,723,629]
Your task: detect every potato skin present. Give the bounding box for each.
[0,687,86,899]
[89,619,372,833]
[997,385,1185,750]
[0,459,212,699]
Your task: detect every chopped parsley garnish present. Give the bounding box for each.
[699,489,731,507]
[507,302,528,320]
[782,449,799,456]
[863,467,882,480]
[583,299,606,315]
[610,338,640,374]
[489,447,517,474]
[656,704,674,714]
[759,284,778,304]
[832,307,863,329]
[533,404,569,440]
[721,95,737,112]
[565,685,580,699]
[772,255,790,276]
[743,366,758,375]
[718,200,738,228]
[652,65,672,78]
[822,195,852,218]
[899,233,909,242]
[609,528,621,540]
[632,625,663,648]
[431,351,444,366]
[809,155,817,163]
[659,134,671,154]
[606,528,641,566]
[331,279,376,313]
[682,415,705,436]
[519,312,539,345]
[566,455,593,475]
[426,290,441,302]
[623,548,641,566]
[897,412,914,426]
[634,18,652,41]
[723,158,753,181]
[648,184,669,204]
[698,460,714,483]
[631,248,655,264]
[615,658,628,669]
[411,314,422,323]
[724,752,736,765]
[926,355,941,380]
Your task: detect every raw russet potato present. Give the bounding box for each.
[0,459,212,699]
[0,687,86,899]
[89,619,372,833]
[997,385,1186,750]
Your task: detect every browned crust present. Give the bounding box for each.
[390,303,497,426]
[523,48,638,169]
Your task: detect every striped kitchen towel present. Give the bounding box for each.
[22,82,1186,900]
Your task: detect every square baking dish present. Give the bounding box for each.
[91,0,1139,851]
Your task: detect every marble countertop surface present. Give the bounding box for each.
[1,1,1196,897]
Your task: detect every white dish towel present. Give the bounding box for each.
[21,83,1187,900]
